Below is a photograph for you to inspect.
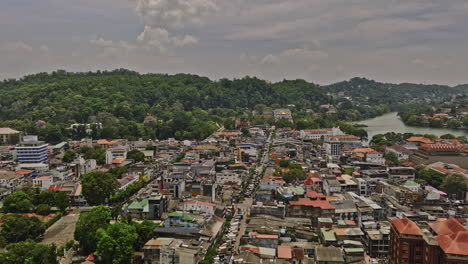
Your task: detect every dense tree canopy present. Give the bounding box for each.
[0,240,57,264]
[127,149,145,162]
[0,215,44,243]
[96,222,138,264]
[74,206,111,254]
[2,191,34,213]
[81,171,119,206]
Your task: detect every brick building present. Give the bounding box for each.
[390,218,468,264]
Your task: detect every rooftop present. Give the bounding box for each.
[430,218,467,236]
[392,218,423,236]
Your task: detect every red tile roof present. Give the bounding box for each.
[391,218,423,236]
[419,144,459,152]
[436,231,468,256]
[48,184,62,191]
[250,232,278,239]
[306,190,317,198]
[97,139,119,145]
[16,169,34,175]
[407,137,434,144]
[289,198,335,209]
[352,148,378,153]
[388,145,412,154]
[277,245,292,259]
[430,218,467,236]
[112,157,126,164]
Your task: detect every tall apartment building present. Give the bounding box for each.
[15,135,48,164]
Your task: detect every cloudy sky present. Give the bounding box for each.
[1,0,468,85]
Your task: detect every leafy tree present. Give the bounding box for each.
[385,151,399,166]
[416,168,445,189]
[81,171,119,205]
[74,206,111,254]
[127,149,145,162]
[279,159,290,168]
[441,174,467,200]
[96,222,138,264]
[34,190,56,206]
[440,134,457,139]
[283,169,305,183]
[109,167,128,179]
[2,191,34,213]
[54,191,70,212]
[62,150,77,163]
[241,127,251,137]
[133,220,158,250]
[36,204,51,216]
[0,215,44,243]
[0,240,57,264]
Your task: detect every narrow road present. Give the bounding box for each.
[42,213,80,246]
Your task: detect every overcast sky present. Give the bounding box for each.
[1,0,467,85]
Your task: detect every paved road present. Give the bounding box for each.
[42,213,80,246]
[233,198,253,253]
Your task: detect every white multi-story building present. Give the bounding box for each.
[215,170,242,185]
[385,145,412,161]
[324,140,341,156]
[105,147,127,164]
[300,128,344,141]
[16,136,48,164]
[259,178,285,191]
[180,200,216,215]
[32,175,53,190]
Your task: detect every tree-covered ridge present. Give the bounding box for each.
[324,77,468,108]
[0,69,325,124]
[1,70,467,142]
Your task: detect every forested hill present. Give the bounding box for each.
[0,69,325,124]
[324,77,468,108]
[0,70,467,142]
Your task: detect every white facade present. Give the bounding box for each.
[32,176,53,190]
[216,171,242,185]
[180,201,215,215]
[259,179,284,190]
[385,147,410,161]
[300,127,344,140]
[366,153,385,165]
[105,147,127,164]
[324,141,341,156]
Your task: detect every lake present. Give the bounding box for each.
[356,112,468,140]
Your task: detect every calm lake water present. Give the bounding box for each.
[356,112,468,140]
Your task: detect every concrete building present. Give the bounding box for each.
[180,200,216,216]
[105,147,127,164]
[250,202,286,218]
[215,170,242,185]
[16,135,48,164]
[0,128,20,145]
[300,128,344,141]
[273,109,293,122]
[143,237,199,264]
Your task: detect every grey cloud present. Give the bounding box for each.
[1,0,468,85]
